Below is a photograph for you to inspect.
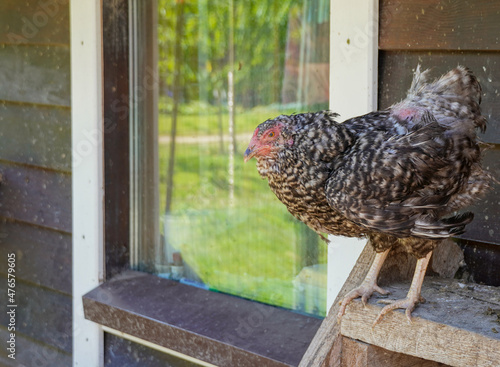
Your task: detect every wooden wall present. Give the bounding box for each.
[379,0,500,285]
[0,1,72,366]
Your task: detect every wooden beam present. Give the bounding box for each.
[379,0,500,51]
[340,337,445,367]
[341,278,500,367]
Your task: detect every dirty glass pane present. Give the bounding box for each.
[144,0,329,317]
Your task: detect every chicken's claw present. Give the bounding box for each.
[372,294,425,327]
[337,249,391,323]
[337,283,390,323]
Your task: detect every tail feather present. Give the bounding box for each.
[411,212,474,239]
[398,65,486,134]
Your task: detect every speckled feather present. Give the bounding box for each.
[246,66,491,258]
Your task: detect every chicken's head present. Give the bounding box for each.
[244,120,292,162]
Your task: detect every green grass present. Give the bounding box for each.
[157,110,327,316]
[159,104,298,136]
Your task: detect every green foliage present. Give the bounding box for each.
[158,0,297,108]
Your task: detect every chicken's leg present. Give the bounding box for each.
[373,251,432,327]
[337,249,390,322]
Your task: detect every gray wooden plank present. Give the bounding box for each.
[0,162,71,232]
[0,327,71,367]
[0,45,70,107]
[0,219,71,294]
[459,147,500,246]
[379,51,500,144]
[0,102,70,172]
[0,1,69,45]
[341,337,448,367]
[0,279,72,354]
[380,0,500,51]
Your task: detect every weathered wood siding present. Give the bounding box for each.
[0,1,71,366]
[379,0,500,255]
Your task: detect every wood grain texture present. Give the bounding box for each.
[0,278,72,354]
[0,102,70,172]
[0,1,69,45]
[341,337,448,367]
[0,328,71,367]
[0,219,71,294]
[341,278,500,367]
[0,45,70,107]
[0,162,71,232]
[299,242,375,367]
[380,0,500,51]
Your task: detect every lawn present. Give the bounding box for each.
[158,101,299,136]
[157,108,327,316]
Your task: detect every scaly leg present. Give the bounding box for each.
[337,249,390,322]
[373,251,432,327]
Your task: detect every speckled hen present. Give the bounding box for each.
[244,66,491,325]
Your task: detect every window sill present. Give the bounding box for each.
[83,270,322,367]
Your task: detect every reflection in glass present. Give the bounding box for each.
[150,0,329,317]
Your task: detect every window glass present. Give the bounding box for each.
[142,0,330,317]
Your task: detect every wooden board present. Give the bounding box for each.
[458,147,500,246]
[0,45,70,107]
[0,328,71,367]
[0,162,71,233]
[0,102,70,172]
[340,337,448,367]
[380,0,500,51]
[0,1,70,45]
[0,278,72,354]
[379,51,500,144]
[340,278,500,367]
[0,219,71,294]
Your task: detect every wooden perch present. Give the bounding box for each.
[300,242,500,367]
[342,278,500,367]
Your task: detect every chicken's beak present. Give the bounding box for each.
[244,146,256,163]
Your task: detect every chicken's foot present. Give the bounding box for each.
[337,249,390,322]
[372,251,432,327]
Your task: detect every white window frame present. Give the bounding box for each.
[70,0,378,365]
[71,0,104,366]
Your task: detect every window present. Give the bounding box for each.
[131,0,331,317]
[75,0,377,365]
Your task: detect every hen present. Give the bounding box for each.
[244,66,491,325]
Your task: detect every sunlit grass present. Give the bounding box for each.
[158,104,298,136]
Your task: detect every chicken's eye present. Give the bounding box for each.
[268,131,275,138]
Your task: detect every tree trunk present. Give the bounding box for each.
[165,0,185,214]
